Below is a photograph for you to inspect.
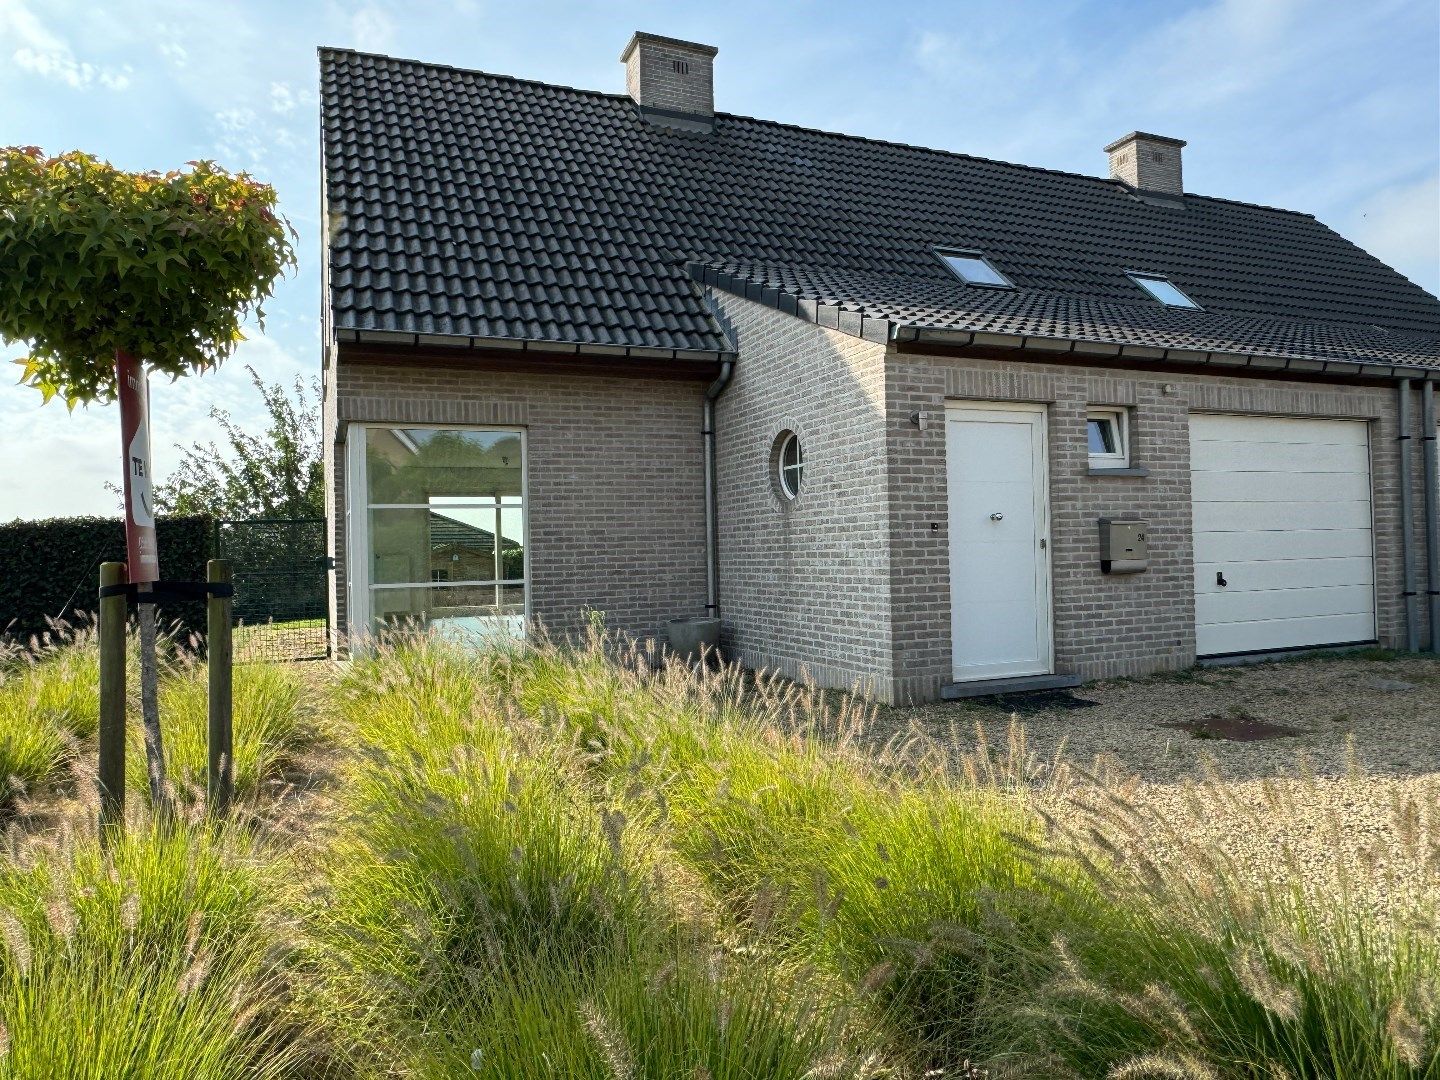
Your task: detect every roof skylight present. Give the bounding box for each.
[937,250,1012,288]
[1128,272,1201,309]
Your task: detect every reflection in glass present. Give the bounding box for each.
[1088,418,1118,455]
[362,427,527,640]
[365,427,523,503]
[370,584,525,642]
[368,506,525,586]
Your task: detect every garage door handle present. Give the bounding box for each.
[1217,572,1228,588]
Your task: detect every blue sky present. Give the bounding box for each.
[2,0,1437,521]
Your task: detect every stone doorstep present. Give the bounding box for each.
[939,673,1083,700]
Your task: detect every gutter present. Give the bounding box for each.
[892,325,1440,382]
[1400,380,1420,651]
[702,357,735,618]
[335,327,734,365]
[1424,383,1440,652]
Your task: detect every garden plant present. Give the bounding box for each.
[0,623,1434,1077]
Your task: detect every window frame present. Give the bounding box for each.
[345,422,530,643]
[1126,271,1202,309]
[935,247,1014,289]
[775,430,804,501]
[1086,408,1130,469]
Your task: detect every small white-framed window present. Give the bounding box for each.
[775,431,804,499]
[1087,408,1129,468]
[1127,272,1201,309]
[936,249,1013,288]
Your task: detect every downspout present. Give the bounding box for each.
[703,358,735,618]
[1398,378,1420,651]
[1423,381,1440,652]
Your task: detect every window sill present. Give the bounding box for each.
[1088,465,1149,477]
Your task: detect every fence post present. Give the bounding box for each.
[207,559,234,816]
[98,561,128,838]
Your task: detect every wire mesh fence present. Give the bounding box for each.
[215,517,330,663]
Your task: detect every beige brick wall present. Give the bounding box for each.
[708,290,898,700]
[325,300,1425,705]
[624,39,715,116]
[885,353,1405,701]
[1107,134,1184,194]
[329,358,708,646]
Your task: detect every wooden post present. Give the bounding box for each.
[207,559,234,816]
[98,561,128,838]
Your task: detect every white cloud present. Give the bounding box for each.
[270,81,297,114]
[157,37,188,67]
[212,105,299,169]
[350,4,396,52]
[1,0,132,91]
[0,334,313,523]
[13,47,131,90]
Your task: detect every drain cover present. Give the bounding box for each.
[1162,716,1304,742]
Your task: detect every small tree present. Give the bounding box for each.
[155,365,322,520]
[0,147,295,815]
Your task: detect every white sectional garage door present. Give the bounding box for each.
[1190,414,1376,656]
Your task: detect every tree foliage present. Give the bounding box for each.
[0,147,296,405]
[156,365,323,520]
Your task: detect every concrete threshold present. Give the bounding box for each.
[940,673,1082,700]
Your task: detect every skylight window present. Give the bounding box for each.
[1128,272,1201,309]
[937,250,1012,288]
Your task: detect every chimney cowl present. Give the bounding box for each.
[621,31,718,131]
[1104,131,1186,196]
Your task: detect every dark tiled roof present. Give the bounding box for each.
[427,511,518,553]
[695,261,1440,369]
[320,48,1440,367]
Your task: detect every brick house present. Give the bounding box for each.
[319,32,1440,703]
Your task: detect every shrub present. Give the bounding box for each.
[418,938,880,1080]
[0,720,69,812]
[309,637,657,1066]
[310,633,885,1076]
[0,629,102,809]
[1,626,102,740]
[0,817,310,1078]
[0,515,213,642]
[993,777,1440,1077]
[142,659,320,806]
[484,634,1060,1066]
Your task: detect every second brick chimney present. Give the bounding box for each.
[1104,132,1186,195]
[621,32,718,130]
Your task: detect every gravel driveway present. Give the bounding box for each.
[872,653,1440,912]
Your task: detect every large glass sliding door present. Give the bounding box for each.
[350,425,526,641]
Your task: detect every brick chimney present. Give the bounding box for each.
[621,32,718,131]
[1104,132,1186,195]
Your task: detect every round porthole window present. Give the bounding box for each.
[774,430,804,500]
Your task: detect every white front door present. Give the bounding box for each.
[946,402,1054,682]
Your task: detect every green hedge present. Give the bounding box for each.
[0,515,214,642]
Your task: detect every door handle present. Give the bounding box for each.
[990,512,1004,521]
[1217,571,1227,588]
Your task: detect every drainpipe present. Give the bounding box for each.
[1399,378,1420,652]
[702,358,735,618]
[1423,382,1440,652]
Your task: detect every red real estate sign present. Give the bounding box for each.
[115,349,160,583]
